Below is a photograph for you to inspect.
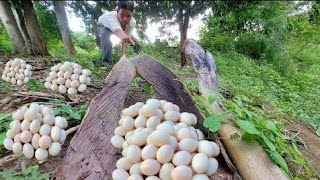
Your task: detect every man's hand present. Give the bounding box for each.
[130,36,141,52]
[115,29,135,45]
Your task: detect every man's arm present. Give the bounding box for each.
[114,28,135,45]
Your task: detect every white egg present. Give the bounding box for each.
[32,134,41,149]
[23,143,34,159]
[112,169,129,180]
[171,165,192,180]
[172,151,192,166]
[12,142,23,154]
[205,157,219,176]
[67,87,77,95]
[192,153,209,174]
[129,162,142,175]
[59,85,67,94]
[77,84,87,92]
[35,148,48,161]
[48,142,61,156]
[198,140,220,158]
[111,135,125,149]
[116,157,133,171]
[39,124,51,136]
[39,135,52,149]
[6,129,16,139]
[3,138,14,150]
[126,145,142,163]
[159,163,175,180]
[141,144,158,160]
[59,129,67,143]
[140,159,161,176]
[29,120,41,134]
[156,144,174,164]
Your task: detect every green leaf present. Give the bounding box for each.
[209,120,221,132]
[203,116,222,132]
[61,105,73,114]
[0,133,6,145]
[70,112,81,120]
[235,119,261,135]
[241,132,257,141]
[261,134,276,151]
[264,119,279,134]
[243,108,253,120]
[208,93,220,104]
[53,107,62,116]
[0,112,10,121]
[269,151,289,175]
[291,142,302,155]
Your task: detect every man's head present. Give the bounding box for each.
[117,1,134,26]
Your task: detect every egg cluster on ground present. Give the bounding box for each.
[44,61,92,95]
[3,103,68,162]
[1,58,33,85]
[111,99,220,180]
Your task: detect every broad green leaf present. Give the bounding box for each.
[243,108,253,120]
[53,107,62,116]
[203,116,222,132]
[61,105,73,114]
[0,112,10,121]
[208,120,221,132]
[70,112,81,120]
[208,93,220,104]
[291,142,302,155]
[269,151,289,175]
[0,133,6,145]
[261,134,276,151]
[264,119,279,135]
[235,119,261,135]
[241,132,257,142]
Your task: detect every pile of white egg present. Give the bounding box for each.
[111,99,220,180]
[3,103,68,162]
[44,61,91,95]
[1,58,33,85]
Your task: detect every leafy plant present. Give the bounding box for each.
[223,96,313,178]
[0,112,12,145]
[0,80,17,94]
[26,79,45,91]
[53,103,88,122]
[0,165,49,180]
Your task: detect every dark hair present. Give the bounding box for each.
[117,1,134,13]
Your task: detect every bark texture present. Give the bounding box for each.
[21,0,49,56]
[53,1,76,55]
[0,1,26,54]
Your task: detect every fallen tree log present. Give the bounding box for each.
[54,54,237,179]
[181,39,288,180]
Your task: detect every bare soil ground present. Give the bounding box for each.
[286,119,320,178]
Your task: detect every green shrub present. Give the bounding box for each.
[0,24,13,53]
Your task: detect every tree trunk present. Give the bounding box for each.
[53,1,76,55]
[0,1,26,54]
[21,0,49,56]
[179,9,190,67]
[54,54,237,179]
[181,39,289,180]
[11,0,31,54]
